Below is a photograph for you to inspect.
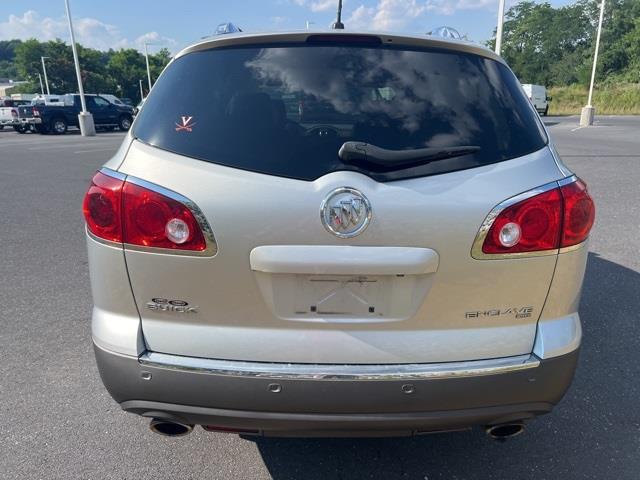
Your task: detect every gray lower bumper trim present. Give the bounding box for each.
[139,351,540,381]
[95,343,579,424]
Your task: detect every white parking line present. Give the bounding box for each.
[28,142,121,151]
[73,148,118,154]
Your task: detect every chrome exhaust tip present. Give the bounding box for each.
[149,418,194,437]
[485,422,525,441]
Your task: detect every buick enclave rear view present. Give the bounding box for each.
[84,31,594,439]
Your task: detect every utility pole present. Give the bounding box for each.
[38,73,44,95]
[41,56,51,95]
[581,0,606,126]
[495,0,506,55]
[144,42,153,93]
[64,0,95,136]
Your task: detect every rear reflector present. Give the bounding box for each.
[83,170,213,254]
[477,177,594,256]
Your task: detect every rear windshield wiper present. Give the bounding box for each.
[338,141,480,171]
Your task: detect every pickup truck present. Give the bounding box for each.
[26,94,134,134]
[0,106,18,130]
[0,99,31,131]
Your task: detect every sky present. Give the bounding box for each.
[0,0,572,54]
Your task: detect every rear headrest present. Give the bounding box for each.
[226,92,274,126]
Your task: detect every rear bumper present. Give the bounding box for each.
[21,118,41,125]
[94,343,579,437]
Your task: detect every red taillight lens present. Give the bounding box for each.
[480,178,594,255]
[482,188,563,254]
[83,171,209,253]
[122,182,207,251]
[560,179,595,247]
[11,109,17,117]
[32,108,40,117]
[83,171,124,242]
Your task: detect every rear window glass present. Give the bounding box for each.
[134,43,546,182]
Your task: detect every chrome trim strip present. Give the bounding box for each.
[139,352,540,381]
[99,167,126,181]
[97,168,218,257]
[471,176,578,260]
[557,175,579,187]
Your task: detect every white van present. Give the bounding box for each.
[521,84,550,116]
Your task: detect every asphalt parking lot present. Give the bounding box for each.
[1,116,639,479]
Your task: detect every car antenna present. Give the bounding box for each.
[331,0,344,29]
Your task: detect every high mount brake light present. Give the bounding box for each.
[475,177,594,258]
[83,170,215,255]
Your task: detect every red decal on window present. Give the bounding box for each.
[175,115,196,132]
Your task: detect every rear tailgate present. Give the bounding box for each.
[119,36,560,364]
[120,141,562,364]
[18,106,34,119]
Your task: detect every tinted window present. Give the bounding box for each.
[134,44,546,182]
[94,97,111,107]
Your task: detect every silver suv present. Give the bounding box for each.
[84,31,594,439]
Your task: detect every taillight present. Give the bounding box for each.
[482,188,562,255]
[33,108,40,117]
[11,109,17,117]
[122,181,207,251]
[559,179,595,247]
[83,170,214,254]
[474,177,594,258]
[83,171,124,242]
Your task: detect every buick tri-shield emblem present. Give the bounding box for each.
[320,187,372,238]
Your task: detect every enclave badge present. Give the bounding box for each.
[320,187,372,238]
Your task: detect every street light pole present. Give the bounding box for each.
[139,79,144,102]
[495,0,506,55]
[41,56,51,95]
[581,0,606,126]
[64,0,95,136]
[38,73,44,95]
[144,42,153,93]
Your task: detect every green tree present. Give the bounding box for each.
[0,39,22,78]
[14,39,77,93]
[107,48,147,101]
[150,47,172,80]
[489,0,640,87]
[490,1,592,85]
